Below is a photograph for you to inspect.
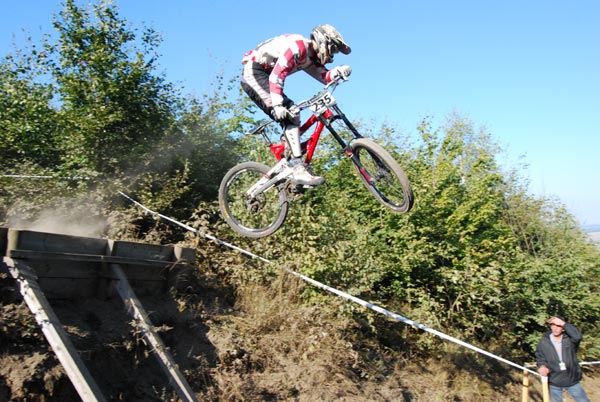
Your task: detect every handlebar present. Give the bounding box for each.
[289,77,346,115]
[245,77,346,136]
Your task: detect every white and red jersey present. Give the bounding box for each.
[242,34,333,106]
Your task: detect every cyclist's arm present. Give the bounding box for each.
[268,36,311,106]
[266,34,343,104]
[303,63,328,84]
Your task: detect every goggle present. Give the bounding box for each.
[328,42,340,56]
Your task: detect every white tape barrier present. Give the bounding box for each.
[117,191,270,264]
[1,174,90,180]
[120,191,540,376]
[2,175,55,179]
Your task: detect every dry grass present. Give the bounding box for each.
[207,273,366,401]
[201,270,600,401]
[2,259,597,401]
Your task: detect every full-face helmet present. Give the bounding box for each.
[310,24,351,64]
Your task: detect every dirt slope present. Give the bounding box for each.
[1,263,598,401]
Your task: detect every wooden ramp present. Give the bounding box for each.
[0,228,199,402]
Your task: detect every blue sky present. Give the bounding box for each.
[2,1,599,224]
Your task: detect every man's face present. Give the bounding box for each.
[317,48,333,64]
[315,42,339,65]
[550,323,565,336]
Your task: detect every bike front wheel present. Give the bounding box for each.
[218,161,289,238]
[350,138,414,213]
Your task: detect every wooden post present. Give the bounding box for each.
[110,263,199,402]
[522,368,530,402]
[542,376,550,402]
[3,257,107,402]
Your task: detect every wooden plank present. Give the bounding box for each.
[9,249,192,299]
[5,230,195,267]
[4,257,107,402]
[19,260,100,278]
[108,239,175,261]
[18,259,168,281]
[5,229,196,299]
[7,229,108,255]
[521,368,529,402]
[110,263,199,402]
[174,246,196,262]
[9,249,181,268]
[542,376,550,402]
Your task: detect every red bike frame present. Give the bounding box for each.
[268,109,335,164]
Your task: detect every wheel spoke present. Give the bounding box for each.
[218,162,289,238]
[352,139,414,213]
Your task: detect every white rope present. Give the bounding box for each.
[118,191,541,377]
[2,174,55,179]
[1,174,90,180]
[117,191,270,264]
[280,267,540,376]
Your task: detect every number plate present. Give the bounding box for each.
[309,91,336,114]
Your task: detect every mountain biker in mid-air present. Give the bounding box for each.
[241,24,352,187]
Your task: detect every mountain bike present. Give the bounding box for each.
[218,78,414,238]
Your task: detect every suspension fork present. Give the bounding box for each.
[320,105,364,155]
[329,104,363,140]
[321,106,378,184]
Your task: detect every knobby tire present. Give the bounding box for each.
[350,138,414,213]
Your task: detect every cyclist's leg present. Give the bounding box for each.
[241,62,300,155]
[241,62,272,116]
[241,63,322,186]
[283,120,324,186]
[283,122,301,158]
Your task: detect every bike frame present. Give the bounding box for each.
[268,102,364,166]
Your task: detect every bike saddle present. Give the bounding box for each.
[246,120,273,136]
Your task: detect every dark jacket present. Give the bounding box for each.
[535,323,584,387]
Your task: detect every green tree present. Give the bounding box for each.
[0,51,59,168]
[1,0,245,228]
[47,0,179,175]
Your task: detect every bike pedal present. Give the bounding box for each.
[284,184,307,199]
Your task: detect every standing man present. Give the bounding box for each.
[535,315,590,402]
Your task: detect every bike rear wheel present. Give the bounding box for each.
[350,138,414,213]
[218,161,289,238]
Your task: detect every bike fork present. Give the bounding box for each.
[344,148,376,185]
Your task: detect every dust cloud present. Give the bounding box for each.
[8,206,107,238]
